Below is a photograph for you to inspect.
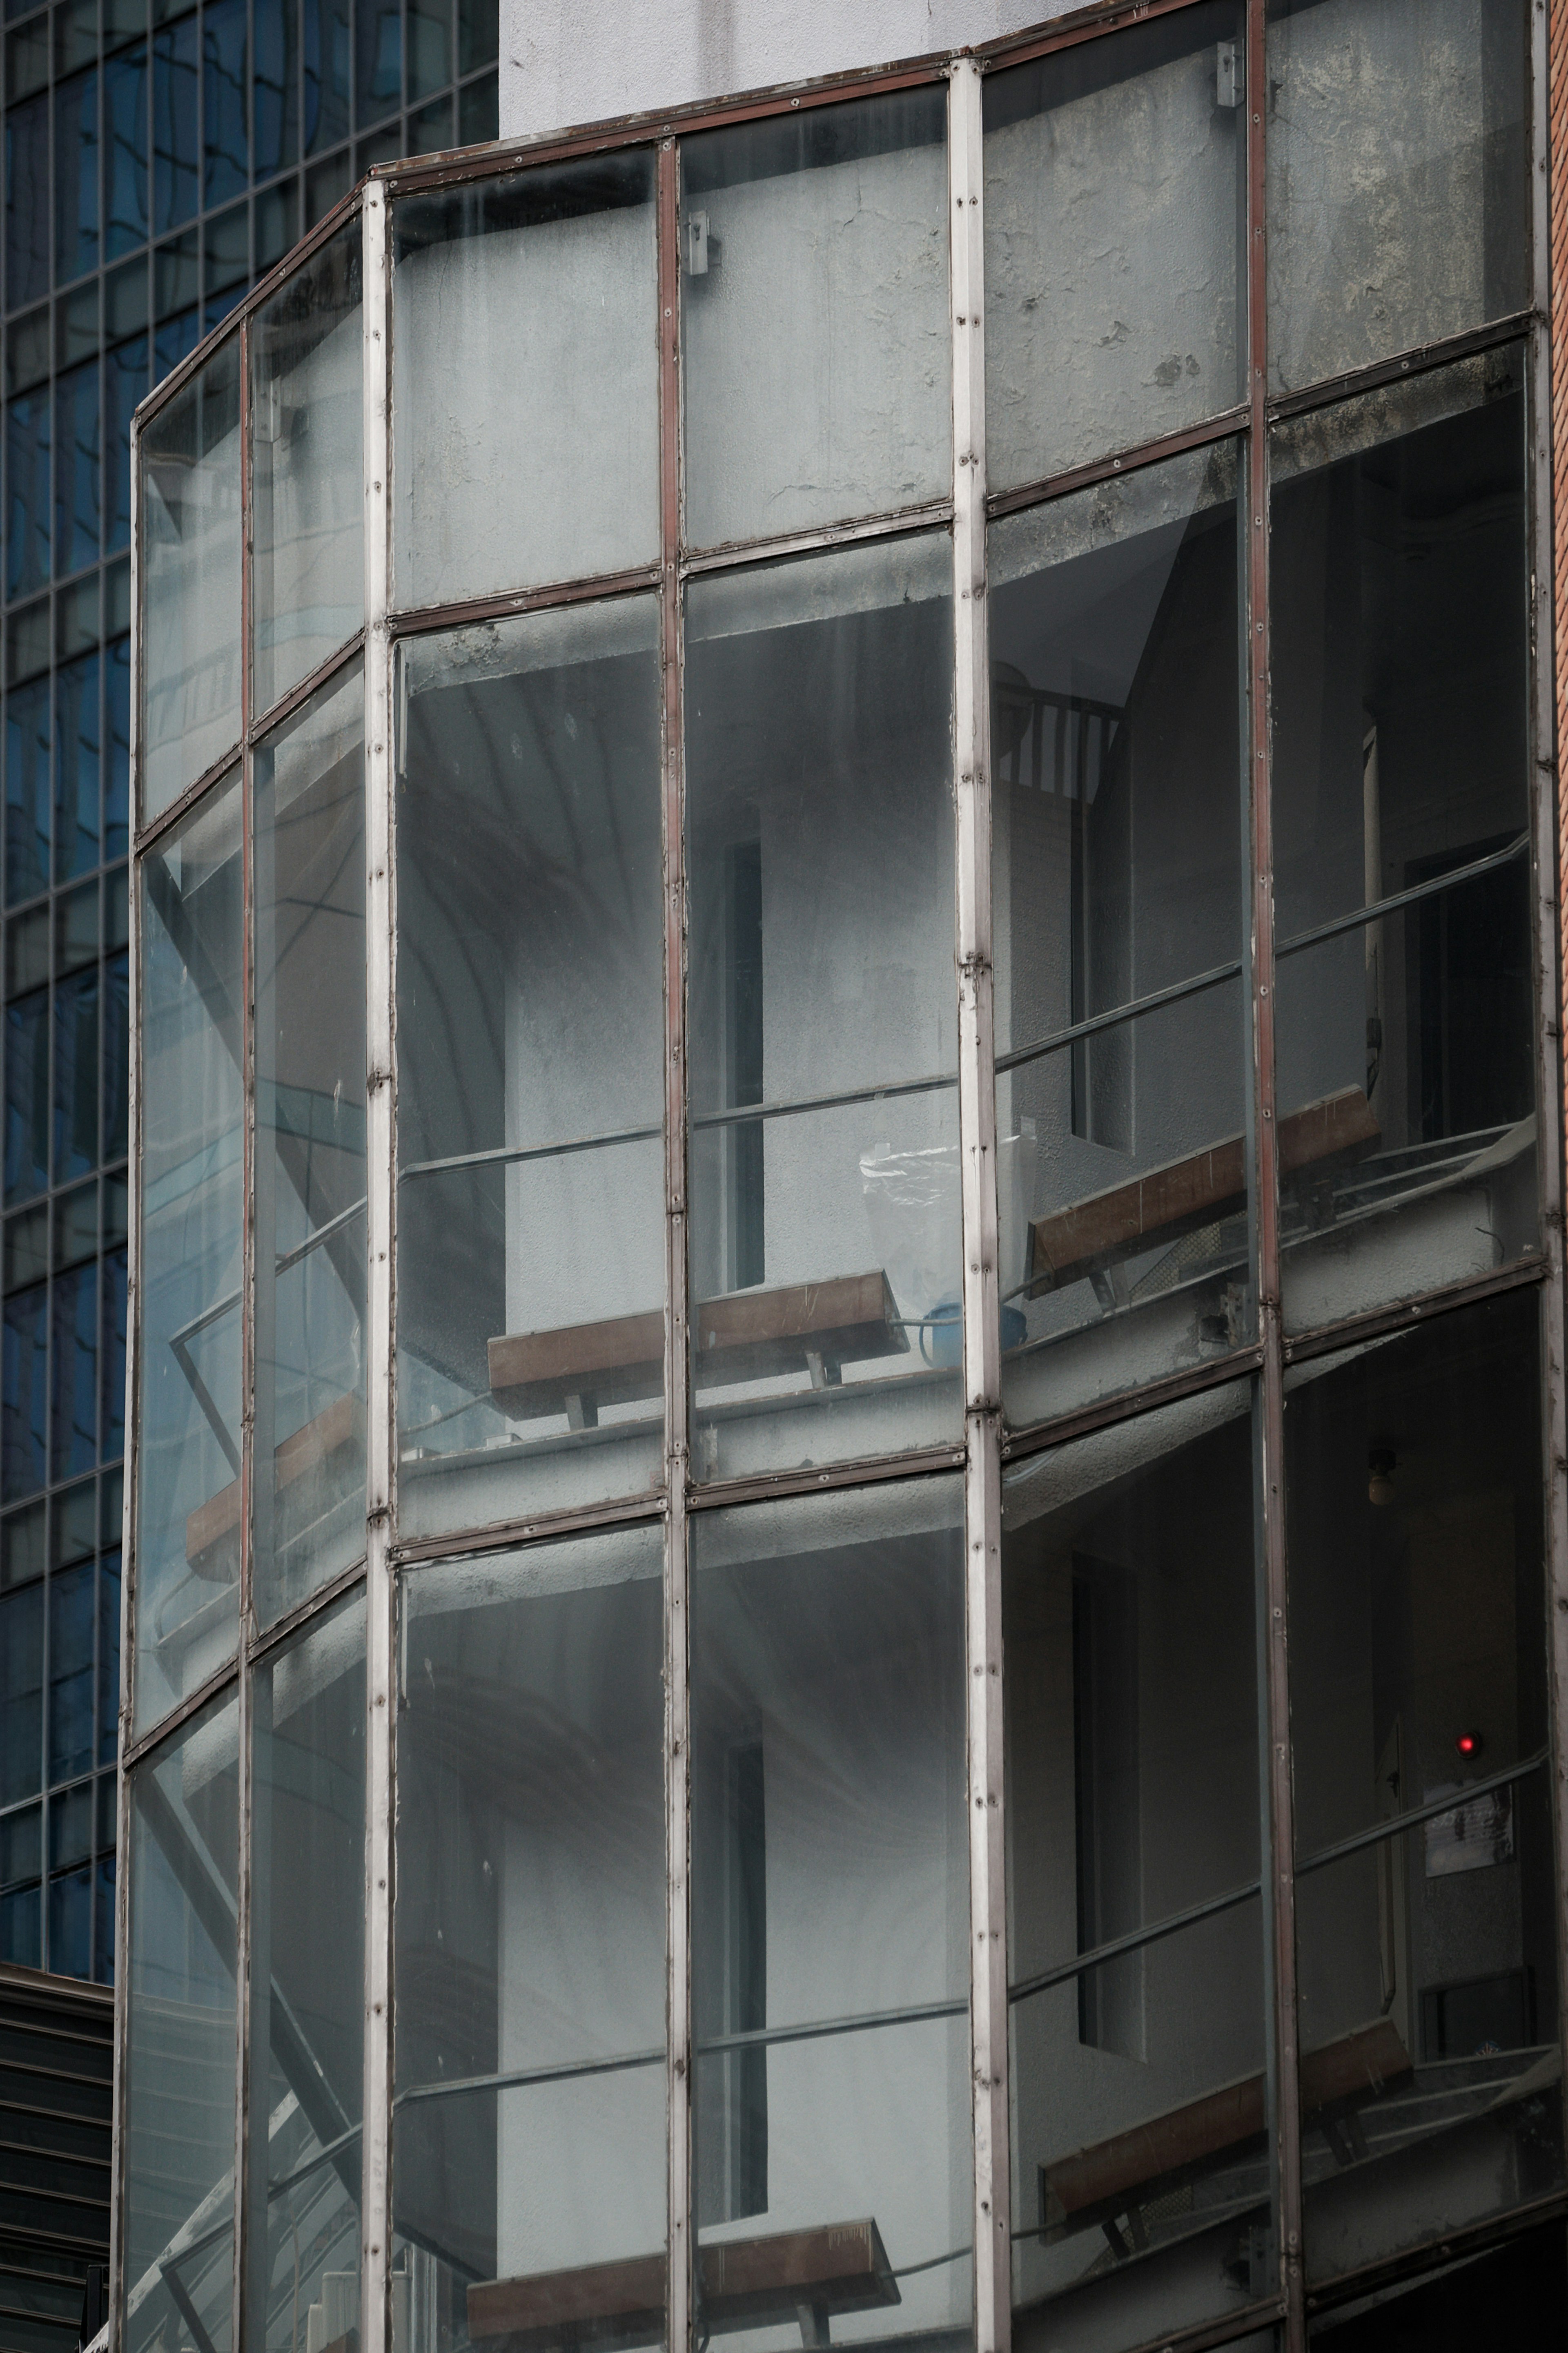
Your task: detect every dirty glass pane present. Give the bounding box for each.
[1271,348,1535,1335]
[252,223,363,719]
[244,1591,365,2353]
[142,338,242,819]
[124,1686,239,2353]
[1266,0,1529,396]
[395,598,664,1541]
[253,668,366,1630]
[685,533,959,1481]
[1005,1382,1271,2348]
[691,1481,971,2351]
[985,2,1245,493]
[392,153,658,611]
[1286,1289,1565,2286]
[989,442,1250,1434]
[681,88,949,551]
[136,772,242,1735]
[392,1530,666,2353]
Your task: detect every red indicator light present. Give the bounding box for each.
[1456,1731,1483,1759]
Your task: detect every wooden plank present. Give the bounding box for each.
[1041,2018,1411,2227]
[488,1272,909,1421]
[468,2220,897,2353]
[1027,1086,1381,1297]
[185,1391,363,1574]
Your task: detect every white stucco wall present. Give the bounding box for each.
[499,0,1078,141]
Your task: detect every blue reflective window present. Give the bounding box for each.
[0,1294,45,1505]
[54,969,99,1185]
[94,1853,114,1985]
[54,68,98,283]
[97,1549,121,1768]
[153,16,198,230]
[255,0,298,176]
[47,1561,95,1780]
[5,393,51,602]
[0,1885,40,1968]
[106,338,147,554]
[4,993,49,1206]
[0,1585,42,1802]
[106,643,130,861]
[56,651,101,885]
[105,41,148,258]
[54,359,101,577]
[5,94,49,314]
[303,0,350,151]
[356,0,401,126]
[6,682,51,908]
[48,1864,91,1981]
[154,302,199,378]
[203,0,247,205]
[50,1268,97,1485]
[103,958,129,1166]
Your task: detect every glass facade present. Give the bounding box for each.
[1,0,497,1979]
[118,7,1568,2353]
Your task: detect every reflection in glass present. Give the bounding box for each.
[392,154,659,611]
[1266,0,1528,395]
[685,535,959,1479]
[123,1689,239,2353]
[985,2,1245,492]
[142,339,242,819]
[692,1483,970,2350]
[251,224,363,718]
[989,445,1249,1431]
[244,1593,365,2353]
[1271,349,1535,1332]
[395,600,664,1539]
[136,773,243,1733]
[392,1531,666,2353]
[1004,1386,1269,2348]
[254,669,366,1628]
[1285,1291,1564,2284]
[681,89,949,550]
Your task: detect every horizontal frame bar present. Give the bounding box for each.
[986,403,1248,523]
[1295,1749,1548,1879]
[1276,833,1530,962]
[1008,1873,1262,2007]
[996,954,1242,1077]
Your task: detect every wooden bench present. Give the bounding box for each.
[489,1272,908,1429]
[1038,2017,1411,2259]
[467,2217,898,2353]
[185,1392,363,1577]
[1027,1086,1381,1303]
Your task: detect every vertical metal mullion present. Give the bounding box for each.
[359,174,397,2353]
[1245,8,1304,2347]
[657,134,694,2353]
[1527,0,1568,2146]
[949,57,1009,2353]
[108,381,147,2353]
[232,308,257,2353]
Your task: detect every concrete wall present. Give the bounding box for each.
[499,0,1076,142]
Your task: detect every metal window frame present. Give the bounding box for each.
[114,10,1568,2353]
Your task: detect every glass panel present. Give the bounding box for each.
[1005,1381,1271,2347]
[392,154,659,610]
[54,67,99,284]
[985,2,1245,493]
[143,340,243,820]
[55,358,101,575]
[244,1592,365,2353]
[691,1481,971,2349]
[254,667,366,1628]
[54,967,99,1184]
[48,1561,94,1782]
[2,1284,47,1501]
[153,15,199,232]
[686,534,959,1479]
[3,991,48,1206]
[1285,1290,1565,2284]
[392,1530,666,2353]
[6,390,51,601]
[252,225,363,720]
[51,1261,98,1481]
[1266,0,1528,396]
[124,1688,239,2353]
[106,42,150,258]
[0,1583,43,1802]
[203,0,248,206]
[395,599,664,1540]
[1271,348,1535,1334]
[6,93,49,313]
[56,650,102,883]
[7,677,52,906]
[136,773,243,1735]
[681,89,949,551]
[989,444,1250,1433]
